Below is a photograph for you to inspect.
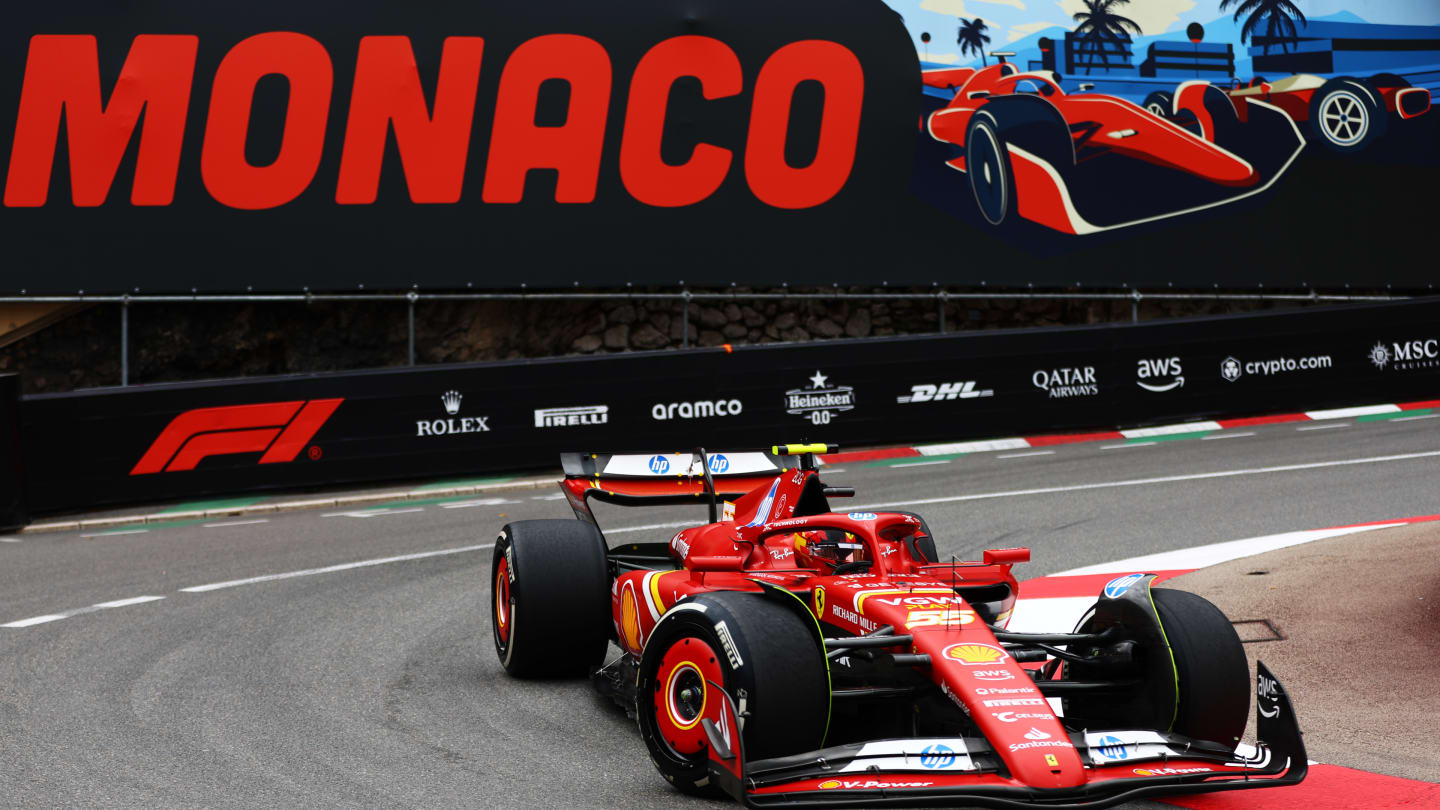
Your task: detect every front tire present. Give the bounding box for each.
[1151,588,1249,746]
[491,519,611,678]
[636,592,828,795]
[965,115,1015,226]
[1309,78,1383,153]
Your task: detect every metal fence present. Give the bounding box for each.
[0,288,1411,386]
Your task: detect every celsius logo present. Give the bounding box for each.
[1136,357,1184,392]
[648,455,670,474]
[417,390,489,436]
[785,370,855,425]
[651,399,743,420]
[898,381,993,403]
[1031,367,1097,398]
[534,405,608,428]
[920,744,956,768]
[131,399,343,475]
[1370,339,1439,371]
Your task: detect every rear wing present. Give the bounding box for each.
[558,445,832,524]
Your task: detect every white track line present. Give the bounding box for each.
[203,519,270,528]
[80,529,149,538]
[0,536,19,543]
[1306,404,1399,419]
[321,507,426,518]
[1202,431,1256,441]
[1121,421,1220,439]
[605,521,695,535]
[997,451,1055,459]
[852,450,1440,511]
[1391,414,1439,422]
[891,460,951,467]
[179,543,494,593]
[1055,523,1403,577]
[1297,423,1348,431]
[530,494,567,501]
[91,595,166,609]
[440,498,520,509]
[1101,442,1154,449]
[2,614,67,628]
[3,595,167,628]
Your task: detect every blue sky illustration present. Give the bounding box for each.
[886,0,1440,65]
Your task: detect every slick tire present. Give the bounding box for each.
[965,114,1016,227]
[491,519,611,678]
[1152,588,1250,747]
[1142,90,1174,118]
[1309,77,1384,153]
[636,592,829,797]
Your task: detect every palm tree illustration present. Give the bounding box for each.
[957,18,991,66]
[1220,0,1308,55]
[1071,0,1142,74]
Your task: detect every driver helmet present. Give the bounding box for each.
[793,529,866,570]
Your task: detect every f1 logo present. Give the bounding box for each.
[130,399,343,475]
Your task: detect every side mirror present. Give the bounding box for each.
[983,547,1031,565]
[1078,83,1095,91]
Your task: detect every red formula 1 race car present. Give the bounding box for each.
[490,445,1307,808]
[1146,73,1431,154]
[920,63,1303,234]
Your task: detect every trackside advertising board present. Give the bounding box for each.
[0,1,1436,293]
[17,298,1440,514]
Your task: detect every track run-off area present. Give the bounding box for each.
[2,413,1438,808]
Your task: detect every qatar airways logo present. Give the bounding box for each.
[4,33,864,211]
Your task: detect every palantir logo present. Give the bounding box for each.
[131,399,343,475]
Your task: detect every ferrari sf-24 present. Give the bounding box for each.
[490,445,1306,807]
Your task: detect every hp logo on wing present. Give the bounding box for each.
[920,744,955,769]
[648,455,670,474]
[1096,735,1128,760]
[709,454,729,474]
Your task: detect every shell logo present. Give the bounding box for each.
[818,780,842,789]
[943,642,1009,665]
[620,582,643,652]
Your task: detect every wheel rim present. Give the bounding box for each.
[968,122,1008,226]
[1319,90,1369,146]
[494,555,511,646]
[1145,101,1166,117]
[653,637,724,756]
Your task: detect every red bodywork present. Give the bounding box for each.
[562,455,1306,804]
[925,64,1258,187]
[1222,73,1431,123]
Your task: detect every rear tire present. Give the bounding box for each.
[491,519,611,678]
[1142,90,1174,118]
[636,592,828,796]
[1151,588,1249,747]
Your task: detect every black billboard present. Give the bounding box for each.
[0,1,1436,294]
[17,298,1440,516]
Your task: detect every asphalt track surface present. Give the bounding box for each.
[3,414,1438,809]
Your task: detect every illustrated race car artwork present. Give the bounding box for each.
[1146,73,1431,154]
[490,445,1307,807]
[918,62,1304,235]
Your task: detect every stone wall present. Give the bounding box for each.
[0,289,1320,394]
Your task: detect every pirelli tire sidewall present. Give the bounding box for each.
[490,519,611,678]
[636,592,829,793]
